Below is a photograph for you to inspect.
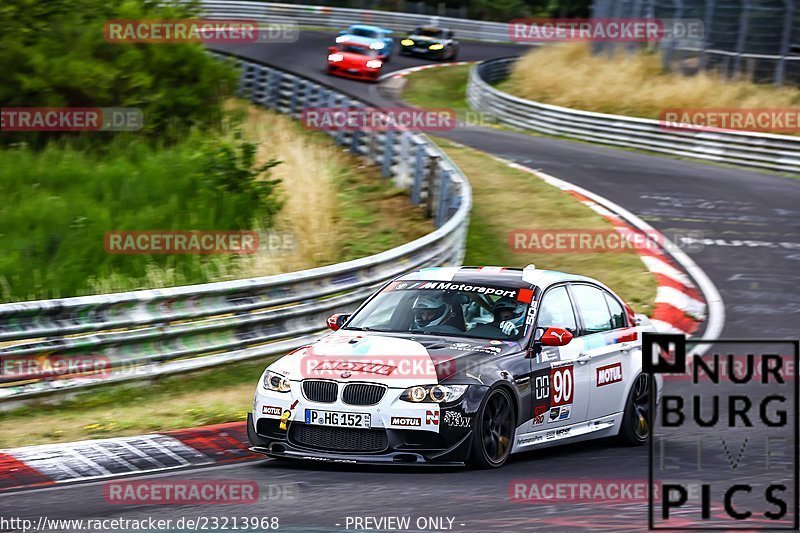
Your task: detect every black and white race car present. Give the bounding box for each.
[248,265,661,468]
[399,26,459,60]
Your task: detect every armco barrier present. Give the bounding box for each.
[199,1,513,42]
[0,54,471,403]
[467,58,800,174]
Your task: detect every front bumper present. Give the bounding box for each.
[249,382,486,465]
[327,64,381,81]
[401,46,448,58]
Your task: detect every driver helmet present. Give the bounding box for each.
[412,293,452,328]
[492,297,525,326]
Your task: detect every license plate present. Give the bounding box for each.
[305,409,371,428]
[347,68,358,73]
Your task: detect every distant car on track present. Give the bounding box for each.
[248,265,661,468]
[335,24,393,61]
[399,26,459,60]
[326,42,385,82]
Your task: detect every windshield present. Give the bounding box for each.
[346,281,532,340]
[350,28,379,39]
[339,44,376,56]
[415,27,445,38]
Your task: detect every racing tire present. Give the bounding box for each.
[618,373,651,446]
[448,47,459,61]
[467,387,516,469]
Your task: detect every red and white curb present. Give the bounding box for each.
[0,421,253,492]
[501,159,724,340]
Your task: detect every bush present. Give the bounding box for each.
[0,0,238,144]
[0,134,281,302]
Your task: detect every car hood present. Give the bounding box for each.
[408,34,444,43]
[269,330,523,388]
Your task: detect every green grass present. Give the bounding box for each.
[402,64,473,121]
[0,134,271,302]
[432,136,657,314]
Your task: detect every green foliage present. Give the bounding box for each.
[0,0,238,143]
[0,134,281,302]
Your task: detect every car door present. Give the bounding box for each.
[525,284,589,436]
[568,284,630,421]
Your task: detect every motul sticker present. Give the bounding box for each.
[597,362,623,386]
[262,405,282,416]
[391,416,422,427]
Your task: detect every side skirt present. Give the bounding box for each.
[510,413,623,454]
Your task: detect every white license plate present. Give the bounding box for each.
[305,409,371,428]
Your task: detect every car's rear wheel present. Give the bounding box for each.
[468,387,515,468]
[618,373,651,445]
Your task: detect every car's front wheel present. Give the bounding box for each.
[618,373,651,445]
[468,387,515,468]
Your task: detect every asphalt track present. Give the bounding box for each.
[1,30,798,532]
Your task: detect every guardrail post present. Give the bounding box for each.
[395,131,411,188]
[411,140,426,204]
[774,0,794,86]
[289,76,301,115]
[436,169,451,228]
[425,154,440,218]
[733,0,751,80]
[381,129,395,177]
[269,70,282,110]
[350,128,363,155]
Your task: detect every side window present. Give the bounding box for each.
[604,292,627,329]
[536,286,577,333]
[571,285,613,335]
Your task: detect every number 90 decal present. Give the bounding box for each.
[550,365,573,406]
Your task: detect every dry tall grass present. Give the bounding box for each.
[503,44,799,119]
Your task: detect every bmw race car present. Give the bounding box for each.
[399,26,459,60]
[326,42,385,82]
[335,24,393,61]
[248,265,661,468]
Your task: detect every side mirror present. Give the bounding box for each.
[326,313,350,331]
[539,327,573,347]
[448,30,454,39]
[339,30,346,35]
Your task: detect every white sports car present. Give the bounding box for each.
[248,265,662,468]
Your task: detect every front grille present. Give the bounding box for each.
[342,383,386,405]
[289,424,388,452]
[302,380,338,403]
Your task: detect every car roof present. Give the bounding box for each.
[348,24,385,33]
[395,266,597,291]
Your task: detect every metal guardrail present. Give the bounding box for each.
[0,54,472,403]
[200,1,515,42]
[467,58,800,174]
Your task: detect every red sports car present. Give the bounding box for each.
[326,42,384,82]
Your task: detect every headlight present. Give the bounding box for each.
[335,35,347,43]
[263,370,291,393]
[328,53,344,62]
[370,42,385,50]
[401,39,414,46]
[429,43,444,50]
[400,384,468,403]
[365,59,383,69]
